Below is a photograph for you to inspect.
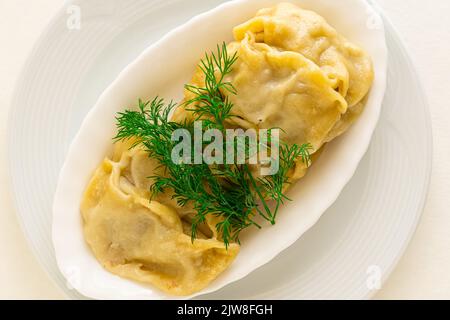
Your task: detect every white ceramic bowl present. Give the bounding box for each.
[52,0,387,300]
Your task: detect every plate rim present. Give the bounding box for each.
[6,1,77,298]
[363,1,433,299]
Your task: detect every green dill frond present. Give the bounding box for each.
[184,42,238,129]
[113,43,313,249]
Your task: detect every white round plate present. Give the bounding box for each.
[8,0,431,299]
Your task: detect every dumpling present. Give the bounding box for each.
[111,141,198,218]
[81,143,239,296]
[222,34,348,152]
[233,2,374,107]
[81,2,374,296]
[233,2,374,140]
[179,3,373,155]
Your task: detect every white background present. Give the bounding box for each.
[0,0,449,299]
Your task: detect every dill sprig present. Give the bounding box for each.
[114,43,312,248]
[257,143,313,222]
[184,43,238,129]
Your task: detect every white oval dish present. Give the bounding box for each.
[52,0,387,300]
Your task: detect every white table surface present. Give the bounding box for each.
[0,0,449,300]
